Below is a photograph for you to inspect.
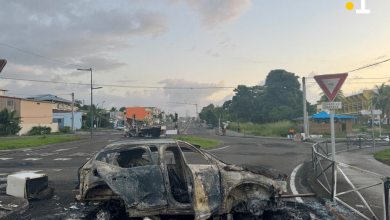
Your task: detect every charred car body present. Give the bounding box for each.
[76,139,287,219]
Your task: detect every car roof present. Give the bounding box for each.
[103,139,177,151]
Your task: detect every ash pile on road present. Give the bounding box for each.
[236,201,337,220]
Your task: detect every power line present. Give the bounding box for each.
[0,42,87,68]
[0,76,235,89]
[348,58,390,73]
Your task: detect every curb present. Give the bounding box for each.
[325,203,349,220]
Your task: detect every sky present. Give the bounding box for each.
[0,0,389,116]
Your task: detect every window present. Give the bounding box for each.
[7,99,13,107]
[178,142,210,165]
[97,148,152,168]
[57,119,62,123]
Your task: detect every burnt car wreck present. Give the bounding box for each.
[76,139,287,220]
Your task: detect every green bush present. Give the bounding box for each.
[59,126,72,134]
[29,126,52,135]
[228,120,297,137]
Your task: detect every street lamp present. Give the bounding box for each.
[77,68,102,139]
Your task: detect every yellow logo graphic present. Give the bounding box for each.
[346,2,354,10]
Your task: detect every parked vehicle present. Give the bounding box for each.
[116,125,124,130]
[368,118,380,125]
[207,124,214,129]
[76,139,286,220]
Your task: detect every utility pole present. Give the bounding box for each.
[371,100,376,153]
[71,93,74,132]
[302,77,308,138]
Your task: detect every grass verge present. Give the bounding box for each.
[374,149,390,166]
[0,136,87,150]
[170,135,221,149]
[228,121,299,137]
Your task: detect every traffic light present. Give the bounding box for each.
[133,114,136,119]
[174,113,178,122]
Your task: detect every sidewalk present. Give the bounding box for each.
[308,143,390,219]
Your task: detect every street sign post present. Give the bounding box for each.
[314,73,348,165]
[0,59,7,73]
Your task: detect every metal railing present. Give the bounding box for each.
[312,141,389,220]
[346,132,390,150]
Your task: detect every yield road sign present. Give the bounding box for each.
[314,73,348,101]
[0,59,6,73]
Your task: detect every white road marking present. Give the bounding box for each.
[0,158,13,160]
[14,170,43,174]
[54,147,77,152]
[52,169,62,171]
[207,146,230,152]
[86,158,90,160]
[108,139,116,142]
[23,158,42,161]
[290,163,304,203]
[0,173,9,176]
[68,152,93,157]
[0,178,6,181]
[54,158,72,161]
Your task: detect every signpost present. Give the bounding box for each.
[0,59,7,73]
[314,73,348,162]
[314,73,348,203]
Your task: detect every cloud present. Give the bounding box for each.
[0,0,169,70]
[171,0,252,27]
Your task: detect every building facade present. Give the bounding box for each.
[26,94,76,111]
[53,111,82,131]
[0,95,58,135]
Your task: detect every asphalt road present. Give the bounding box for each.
[0,123,321,219]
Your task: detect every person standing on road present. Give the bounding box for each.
[223,124,226,135]
[237,122,240,133]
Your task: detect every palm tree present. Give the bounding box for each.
[319,90,344,102]
[0,108,22,136]
[369,83,390,119]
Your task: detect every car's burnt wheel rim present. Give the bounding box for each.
[96,209,111,220]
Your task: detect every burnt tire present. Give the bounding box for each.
[247,199,268,216]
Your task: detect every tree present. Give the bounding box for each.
[369,83,390,119]
[119,107,126,112]
[74,99,83,109]
[0,109,22,136]
[260,69,305,123]
[110,107,117,112]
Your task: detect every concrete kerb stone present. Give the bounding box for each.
[0,196,29,220]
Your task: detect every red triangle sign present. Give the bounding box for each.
[314,73,348,101]
[0,59,6,73]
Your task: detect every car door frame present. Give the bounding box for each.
[95,145,168,215]
[176,141,222,220]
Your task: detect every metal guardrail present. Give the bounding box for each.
[346,132,390,150]
[312,141,389,220]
